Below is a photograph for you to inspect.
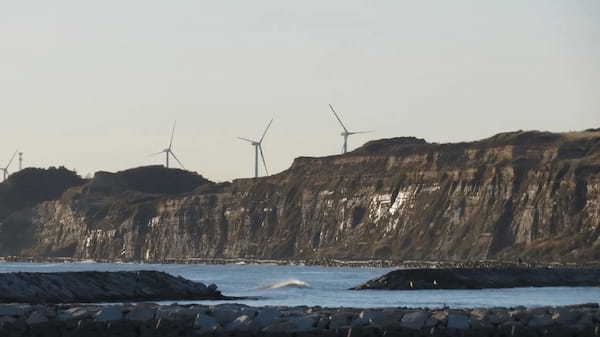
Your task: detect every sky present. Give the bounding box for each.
[1,1,599,181]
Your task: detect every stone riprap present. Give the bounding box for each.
[351,268,600,290]
[0,303,599,337]
[0,271,226,303]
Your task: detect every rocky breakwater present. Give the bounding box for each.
[0,303,599,337]
[0,271,226,303]
[351,267,600,290]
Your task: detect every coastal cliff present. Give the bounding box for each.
[1,129,599,263]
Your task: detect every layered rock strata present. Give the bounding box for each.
[1,129,599,263]
[351,268,600,290]
[0,271,225,303]
[0,302,599,337]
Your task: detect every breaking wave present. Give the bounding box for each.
[262,279,311,289]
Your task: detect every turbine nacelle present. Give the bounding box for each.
[238,118,274,178]
[149,121,185,169]
[329,104,373,154]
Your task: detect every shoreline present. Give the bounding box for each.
[0,302,598,337]
[3,256,600,269]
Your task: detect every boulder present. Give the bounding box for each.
[0,304,27,316]
[253,307,282,328]
[57,307,95,321]
[509,309,530,322]
[316,315,330,329]
[225,315,255,332]
[528,314,554,327]
[25,311,48,325]
[288,314,319,332]
[210,305,242,324]
[400,311,430,329]
[354,310,384,326]
[262,321,296,333]
[577,312,595,326]
[95,307,123,322]
[156,306,183,320]
[347,326,383,337]
[329,312,355,329]
[193,313,221,334]
[423,316,439,328]
[469,317,492,329]
[552,308,580,324]
[487,309,510,325]
[447,313,470,329]
[527,307,549,315]
[126,306,156,322]
[469,308,488,320]
[158,306,200,321]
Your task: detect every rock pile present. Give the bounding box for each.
[352,268,600,290]
[0,303,598,336]
[0,271,225,303]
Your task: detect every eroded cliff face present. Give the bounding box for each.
[2,130,600,263]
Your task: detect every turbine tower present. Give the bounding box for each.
[18,152,23,170]
[238,118,273,178]
[1,150,18,181]
[149,121,185,169]
[329,104,373,154]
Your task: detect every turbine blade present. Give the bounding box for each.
[169,150,185,169]
[148,150,165,156]
[259,145,269,176]
[329,104,349,132]
[259,118,274,144]
[169,121,176,149]
[349,130,374,135]
[237,137,256,144]
[5,150,18,170]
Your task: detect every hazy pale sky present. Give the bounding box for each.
[1,1,599,181]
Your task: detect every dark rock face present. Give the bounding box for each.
[88,166,211,195]
[0,271,224,303]
[1,129,600,263]
[0,167,86,256]
[351,268,600,290]
[0,167,85,220]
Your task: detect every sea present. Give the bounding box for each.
[1,262,598,308]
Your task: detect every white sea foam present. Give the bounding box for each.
[262,279,310,289]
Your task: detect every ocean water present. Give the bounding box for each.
[1,262,599,308]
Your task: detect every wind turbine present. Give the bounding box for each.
[18,152,23,170]
[238,118,273,178]
[329,104,373,154]
[1,150,18,181]
[149,121,185,169]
